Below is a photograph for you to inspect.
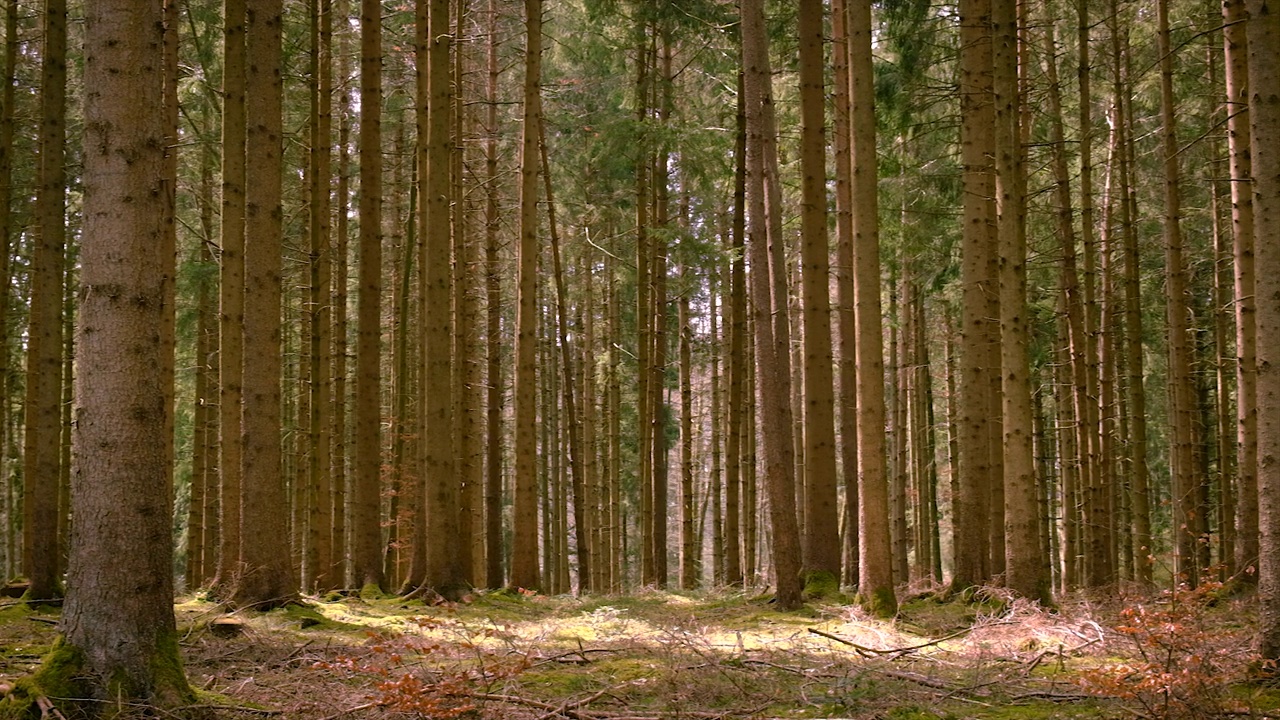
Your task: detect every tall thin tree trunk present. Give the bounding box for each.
[484,0,504,589]
[0,0,15,585]
[952,0,995,595]
[741,0,801,610]
[510,0,543,592]
[831,0,860,590]
[680,267,697,590]
[234,0,295,608]
[724,70,747,588]
[1224,0,1258,582]
[797,0,840,588]
[994,0,1049,603]
[351,0,385,593]
[849,0,895,616]
[541,130,590,594]
[1157,0,1199,587]
[22,0,67,602]
[215,0,246,595]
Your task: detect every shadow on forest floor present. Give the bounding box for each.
[2,584,1277,719]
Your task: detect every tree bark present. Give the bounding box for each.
[215,0,246,595]
[797,0,840,588]
[56,0,195,705]
[741,0,802,611]
[1224,0,1258,582]
[994,0,1049,604]
[1248,0,1280,661]
[22,0,67,602]
[1157,0,1199,587]
[952,0,995,595]
[351,0,385,593]
[234,0,295,607]
[848,0,895,616]
[510,0,543,592]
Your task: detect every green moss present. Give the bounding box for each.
[358,583,391,601]
[857,585,897,619]
[0,638,86,720]
[801,571,840,601]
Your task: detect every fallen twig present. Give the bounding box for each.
[316,700,381,720]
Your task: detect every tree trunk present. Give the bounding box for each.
[994,0,1049,604]
[724,70,747,588]
[484,0,505,589]
[0,0,15,584]
[741,0,802,611]
[1224,0,1258,582]
[305,0,335,592]
[56,0,196,705]
[796,0,840,589]
[847,0,894,616]
[351,0,385,593]
[418,0,463,599]
[234,0,295,607]
[680,267,697,590]
[22,0,67,602]
[1157,0,1199,587]
[1249,0,1280,660]
[541,130,590,594]
[509,0,542,592]
[831,0,860,590]
[952,0,995,595]
[215,0,246,595]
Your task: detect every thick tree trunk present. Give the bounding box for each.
[1249,0,1280,661]
[55,0,195,706]
[419,0,463,599]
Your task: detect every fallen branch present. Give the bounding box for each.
[805,629,880,658]
[809,624,982,659]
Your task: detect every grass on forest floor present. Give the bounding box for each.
[0,584,1276,719]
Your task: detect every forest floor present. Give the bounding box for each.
[1,581,1276,719]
